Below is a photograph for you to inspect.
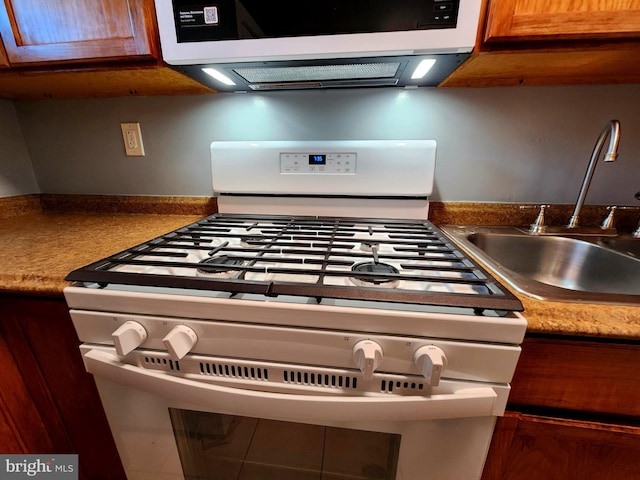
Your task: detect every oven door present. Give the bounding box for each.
[82,346,503,480]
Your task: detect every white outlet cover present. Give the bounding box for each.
[120,122,145,157]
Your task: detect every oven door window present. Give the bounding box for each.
[169,408,401,479]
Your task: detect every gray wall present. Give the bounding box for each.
[14,84,640,205]
[0,99,38,197]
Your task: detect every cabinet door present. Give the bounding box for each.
[0,39,8,68]
[485,0,640,43]
[482,412,640,480]
[0,0,158,66]
[509,336,640,417]
[0,315,57,453]
[0,296,125,480]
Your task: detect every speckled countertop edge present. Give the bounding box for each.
[1,195,638,340]
[0,211,206,297]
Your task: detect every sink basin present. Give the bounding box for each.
[600,237,640,259]
[441,226,640,305]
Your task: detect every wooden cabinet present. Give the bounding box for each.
[0,295,125,480]
[0,0,214,99]
[0,321,58,454]
[508,336,640,416]
[0,40,8,68]
[443,0,640,87]
[484,0,640,43]
[482,335,640,479]
[483,412,640,480]
[0,0,158,66]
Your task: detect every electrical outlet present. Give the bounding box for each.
[120,122,145,156]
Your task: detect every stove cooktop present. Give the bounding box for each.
[66,214,524,313]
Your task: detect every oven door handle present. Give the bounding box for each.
[84,349,501,422]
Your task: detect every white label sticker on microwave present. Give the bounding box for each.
[203,6,219,24]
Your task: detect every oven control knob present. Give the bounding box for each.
[162,325,198,361]
[353,340,383,381]
[414,345,448,387]
[112,321,148,356]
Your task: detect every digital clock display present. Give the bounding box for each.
[308,154,326,165]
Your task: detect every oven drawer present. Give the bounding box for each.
[82,345,511,422]
[84,345,505,480]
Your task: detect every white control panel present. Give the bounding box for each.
[72,310,522,384]
[280,152,356,175]
[211,140,436,197]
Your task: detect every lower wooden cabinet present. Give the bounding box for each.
[0,295,125,480]
[482,334,640,480]
[483,412,640,480]
[508,336,639,417]
[0,324,58,453]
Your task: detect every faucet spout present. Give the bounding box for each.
[567,120,621,228]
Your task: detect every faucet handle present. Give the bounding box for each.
[529,204,550,234]
[600,206,617,230]
[633,192,640,237]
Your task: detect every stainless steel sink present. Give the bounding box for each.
[600,237,640,259]
[441,226,640,305]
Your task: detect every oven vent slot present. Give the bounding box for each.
[283,370,358,390]
[380,379,426,394]
[143,356,181,371]
[199,362,269,381]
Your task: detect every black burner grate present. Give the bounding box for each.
[65,214,524,313]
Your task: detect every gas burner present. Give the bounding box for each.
[196,255,245,278]
[350,261,400,287]
[359,241,380,252]
[240,236,263,248]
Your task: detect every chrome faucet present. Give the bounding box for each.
[567,120,621,228]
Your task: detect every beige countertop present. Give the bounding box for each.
[1,196,638,340]
[0,211,203,297]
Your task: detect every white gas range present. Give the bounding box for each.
[64,140,526,480]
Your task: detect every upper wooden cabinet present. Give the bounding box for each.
[0,0,159,66]
[443,0,640,86]
[0,39,8,68]
[484,0,640,43]
[0,0,214,98]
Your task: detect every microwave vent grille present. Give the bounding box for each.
[234,63,401,83]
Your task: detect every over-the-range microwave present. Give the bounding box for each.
[153,0,482,91]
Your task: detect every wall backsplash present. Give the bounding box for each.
[10,84,640,205]
[0,100,39,197]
